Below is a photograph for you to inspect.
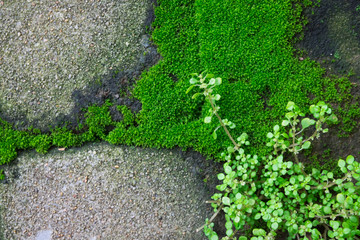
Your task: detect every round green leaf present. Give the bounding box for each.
[338,159,346,168]
[286,101,295,111]
[211,235,218,240]
[218,173,225,180]
[253,228,266,236]
[301,118,315,129]
[225,166,232,174]
[330,220,340,230]
[310,105,318,114]
[273,125,280,132]
[286,112,295,119]
[189,78,198,84]
[292,224,298,230]
[336,194,345,204]
[327,172,334,179]
[346,155,354,165]
[204,116,212,123]
[227,146,235,153]
[350,216,359,224]
[266,132,273,138]
[326,114,338,123]
[282,120,289,126]
[271,222,278,230]
[343,228,351,235]
[222,197,231,206]
[323,206,332,214]
[302,141,311,149]
[225,221,233,229]
[214,77,222,85]
[226,229,233,237]
[345,196,354,206]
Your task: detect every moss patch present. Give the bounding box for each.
[1,0,359,172]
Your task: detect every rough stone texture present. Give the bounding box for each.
[0,142,221,240]
[0,1,224,239]
[0,0,158,130]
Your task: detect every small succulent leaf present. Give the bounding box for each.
[253,229,266,236]
[336,193,345,204]
[190,78,198,84]
[212,131,217,140]
[271,222,279,230]
[326,114,338,123]
[285,112,295,119]
[286,101,295,111]
[330,220,340,230]
[338,159,346,168]
[309,105,318,114]
[218,173,225,180]
[302,141,311,149]
[204,116,212,123]
[192,92,202,99]
[267,132,274,139]
[273,125,280,132]
[346,155,354,165]
[186,85,196,94]
[282,120,289,126]
[225,221,233,230]
[215,77,222,85]
[222,197,231,205]
[210,235,218,240]
[225,165,232,174]
[301,118,315,129]
[206,74,215,79]
[317,101,326,107]
[323,206,332,214]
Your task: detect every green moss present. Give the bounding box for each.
[84,100,115,140]
[51,127,84,148]
[0,0,359,173]
[337,102,360,136]
[117,105,136,126]
[305,153,343,179]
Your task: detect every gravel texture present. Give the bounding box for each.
[0,142,221,240]
[0,0,157,130]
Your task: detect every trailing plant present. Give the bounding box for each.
[188,73,360,240]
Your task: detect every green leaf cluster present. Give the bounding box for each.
[202,100,360,239]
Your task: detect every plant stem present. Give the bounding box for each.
[315,213,343,219]
[311,174,349,190]
[291,125,310,177]
[322,224,329,240]
[196,203,224,232]
[208,96,240,149]
[292,125,300,165]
